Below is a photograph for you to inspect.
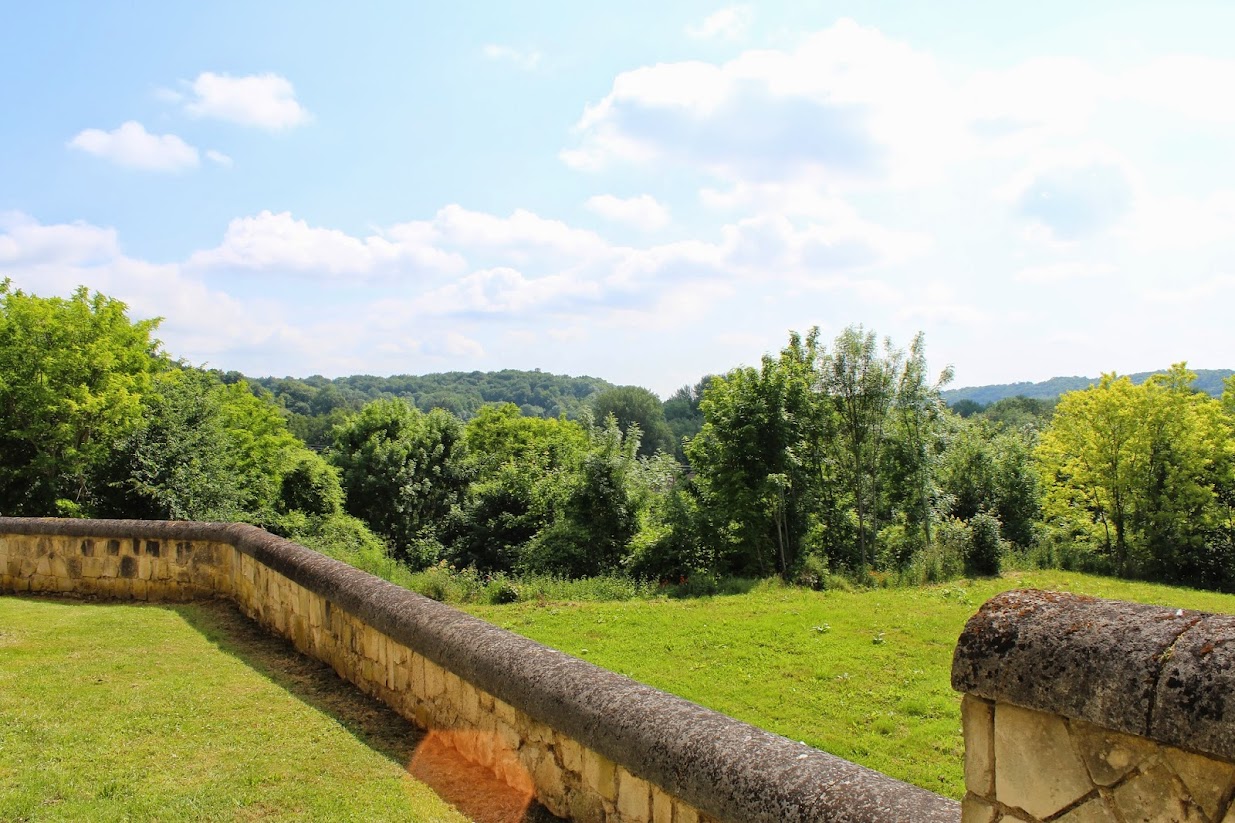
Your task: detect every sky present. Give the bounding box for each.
[2,1,1234,397]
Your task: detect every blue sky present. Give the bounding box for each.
[3,1,1234,396]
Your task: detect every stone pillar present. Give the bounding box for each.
[953,590,1235,822]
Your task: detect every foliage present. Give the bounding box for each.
[591,385,675,458]
[1037,365,1235,586]
[0,281,162,515]
[329,398,469,563]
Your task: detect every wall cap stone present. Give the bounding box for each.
[2,517,959,823]
[952,589,1235,762]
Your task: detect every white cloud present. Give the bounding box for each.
[205,149,233,167]
[68,121,199,172]
[417,266,602,315]
[1015,262,1117,284]
[0,211,120,265]
[563,19,963,186]
[183,72,310,130]
[584,194,670,230]
[188,210,466,278]
[686,6,752,41]
[482,44,543,70]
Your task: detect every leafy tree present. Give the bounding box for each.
[823,326,900,571]
[330,399,468,562]
[592,386,675,458]
[688,331,819,576]
[1037,365,1228,581]
[663,376,715,462]
[0,281,162,515]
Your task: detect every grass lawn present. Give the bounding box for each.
[465,570,1235,800]
[0,597,477,823]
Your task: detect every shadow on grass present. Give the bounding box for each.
[166,598,559,823]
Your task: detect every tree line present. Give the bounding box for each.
[4,281,1235,591]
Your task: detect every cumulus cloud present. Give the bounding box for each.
[584,194,670,230]
[205,149,233,167]
[563,19,962,186]
[482,44,543,70]
[183,72,310,130]
[68,121,199,172]
[0,212,120,266]
[187,210,466,278]
[686,6,752,40]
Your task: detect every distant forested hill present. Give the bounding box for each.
[250,369,616,419]
[943,368,1234,406]
[242,369,617,448]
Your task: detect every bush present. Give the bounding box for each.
[966,511,1003,576]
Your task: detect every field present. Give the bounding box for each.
[4,571,1233,816]
[0,597,547,823]
[465,570,1235,800]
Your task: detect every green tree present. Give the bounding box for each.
[592,386,675,458]
[824,326,900,572]
[0,281,162,515]
[330,399,468,562]
[688,331,819,576]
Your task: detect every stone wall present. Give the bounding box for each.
[953,589,1235,822]
[0,518,959,823]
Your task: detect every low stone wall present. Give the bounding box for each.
[1,518,959,823]
[952,590,1235,822]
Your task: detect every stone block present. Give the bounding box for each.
[558,735,583,775]
[1070,719,1157,788]
[459,680,481,725]
[583,748,617,802]
[995,703,1092,819]
[1165,746,1235,820]
[617,769,651,823]
[960,797,998,823]
[1111,761,1203,822]
[651,786,674,822]
[424,660,446,698]
[963,695,995,798]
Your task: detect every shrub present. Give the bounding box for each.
[966,511,1003,576]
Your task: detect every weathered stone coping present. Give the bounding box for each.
[2,518,958,823]
[952,588,1235,763]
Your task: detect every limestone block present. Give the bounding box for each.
[960,797,999,823]
[995,703,1092,819]
[1164,746,1235,820]
[651,786,673,822]
[1070,719,1156,787]
[411,653,426,697]
[963,695,996,798]
[459,680,481,725]
[494,698,517,727]
[1054,796,1117,823]
[583,748,618,802]
[558,735,583,775]
[1111,762,1204,822]
[616,770,651,823]
[424,661,446,700]
[533,748,568,817]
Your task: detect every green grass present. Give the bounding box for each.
[0,597,471,823]
[464,570,1235,800]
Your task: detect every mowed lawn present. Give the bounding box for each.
[465,570,1235,800]
[0,597,471,823]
